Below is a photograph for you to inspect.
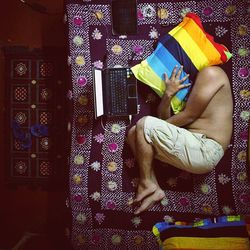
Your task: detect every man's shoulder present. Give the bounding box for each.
[198,66,230,87]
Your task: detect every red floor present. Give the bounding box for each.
[0,1,68,248]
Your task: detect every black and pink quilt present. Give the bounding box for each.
[64,0,250,249]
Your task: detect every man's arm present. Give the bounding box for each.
[166,66,227,127]
[157,66,190,119]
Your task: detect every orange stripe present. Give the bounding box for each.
[186,13,229,62]
[182,18,223,65]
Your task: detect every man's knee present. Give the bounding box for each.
[136,116,148,131]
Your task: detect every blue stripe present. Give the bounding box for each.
[159,33,198,82]
[147,42,190,101]
[154,220,246,233]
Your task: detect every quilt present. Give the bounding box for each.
[64,0,250,249]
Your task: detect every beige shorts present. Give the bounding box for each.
[144,116,224,174]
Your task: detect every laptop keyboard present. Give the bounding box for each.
[109,69,128,114]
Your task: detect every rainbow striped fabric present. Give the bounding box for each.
[152,216,250,250]
[131,12,232,114]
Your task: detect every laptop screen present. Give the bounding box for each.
[93,68,104,118]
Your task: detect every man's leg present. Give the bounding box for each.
[127,117,165,214]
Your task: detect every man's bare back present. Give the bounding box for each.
[167,66,233,151]
[187,66,233,151]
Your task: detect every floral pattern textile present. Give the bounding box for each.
[65,0,250,249]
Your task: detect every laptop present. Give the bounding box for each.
[93,67,138,118]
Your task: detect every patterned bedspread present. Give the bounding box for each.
[64,0,250,249]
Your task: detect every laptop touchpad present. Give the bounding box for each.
[128,84,136,98]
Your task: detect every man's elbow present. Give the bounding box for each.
[183,111,198,125]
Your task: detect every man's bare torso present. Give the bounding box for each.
[187,68,233,151]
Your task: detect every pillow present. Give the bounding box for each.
[152,215,250,250]
[131,12,232,114]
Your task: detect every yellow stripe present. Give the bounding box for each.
[182,18,223,65]
[169,25,209,70]
[131,60,165,97]
[162,237,250,250]
[171,95,186,114]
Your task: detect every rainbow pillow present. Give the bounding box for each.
[131,12,232,114]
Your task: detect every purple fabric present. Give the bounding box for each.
[64,0,250,249]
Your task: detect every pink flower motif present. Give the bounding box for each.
[95,213,105,224]
[202,6,213,17]
[125,158,135,168]
[76,134,86,145]
[179,197,190,206]
[108,143,118,153]
[91,232,102,245]
[106,200,116,210]
[73,16,84,26]
[137,9,144,20]
[133,45,144,55]
[94,133,104,143]
[77,76,87,86]
[240,130,248,141]
[74,193,83,202]
[240,193,250,205]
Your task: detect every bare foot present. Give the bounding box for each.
[134,188,165,214]
[133,180,158,204]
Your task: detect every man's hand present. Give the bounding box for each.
[164,65,191,98]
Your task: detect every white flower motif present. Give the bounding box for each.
[111,123,121,134]
[161,197,169,206]
[215,26,228,37]
[107,181,118,191]
[240,110,250,121]
[131,216,142,228]
[148,27,159,39]
[92,28,103,40]
[119,35,127,39]
[94,133,104,143]
[90,161,101,171]
[142,5,155,18]
[163,215,174,223]
[180,7,191,17]
[76,213,87,224]
[90,191,101,201]
[218,173,231,185]
[200,184,211,194]
[222,205,233,215]
[73,35,84,46]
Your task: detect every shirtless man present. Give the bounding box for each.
[127,65,233,214]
